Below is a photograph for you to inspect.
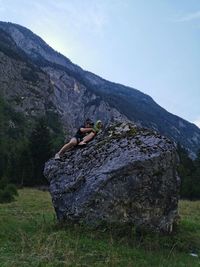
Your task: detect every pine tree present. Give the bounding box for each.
[177,143,195,199]
[0,96,6,178]
[191,149,200,199]
[29,117,52,185]
[15,141,33,186]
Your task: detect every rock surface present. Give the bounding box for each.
[44,122,180,233]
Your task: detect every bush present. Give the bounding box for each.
[0,176,8,189]
[0,177,18,203]
[0,188,14,203]
[5,184,18,196]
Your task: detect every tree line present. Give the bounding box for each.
[177,144,200,199]
[0,96,64,188]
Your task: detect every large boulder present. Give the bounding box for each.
[44,122,180,233]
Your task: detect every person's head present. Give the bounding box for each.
[85,118,94,128]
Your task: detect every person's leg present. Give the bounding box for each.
[78,132,96,145]
[56,138,78,157]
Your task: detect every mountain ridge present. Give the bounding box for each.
[0,21,199,157]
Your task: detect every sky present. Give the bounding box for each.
[0,0,200,127]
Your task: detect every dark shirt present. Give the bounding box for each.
[74,125,86,141]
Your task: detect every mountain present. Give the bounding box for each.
[0,21,199,157]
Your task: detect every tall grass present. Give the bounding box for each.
[0,189,199,266]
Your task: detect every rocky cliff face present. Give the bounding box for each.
[0,50,54,117]
[0,22,126,135]
[41,66,127,133]
[44,123,180,233]
[0,21,200,156]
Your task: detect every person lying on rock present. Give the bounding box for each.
[54,119,102,160]
[54,118,94,160]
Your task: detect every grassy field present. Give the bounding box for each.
[0,189,199,267]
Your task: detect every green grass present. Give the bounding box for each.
[0,189,200,266]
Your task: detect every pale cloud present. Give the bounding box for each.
[175,10,200,22]
[0,0,109,35]
[48,0,109,36]
[0,0,6,12]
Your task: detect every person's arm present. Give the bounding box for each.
[80,127,93,133]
